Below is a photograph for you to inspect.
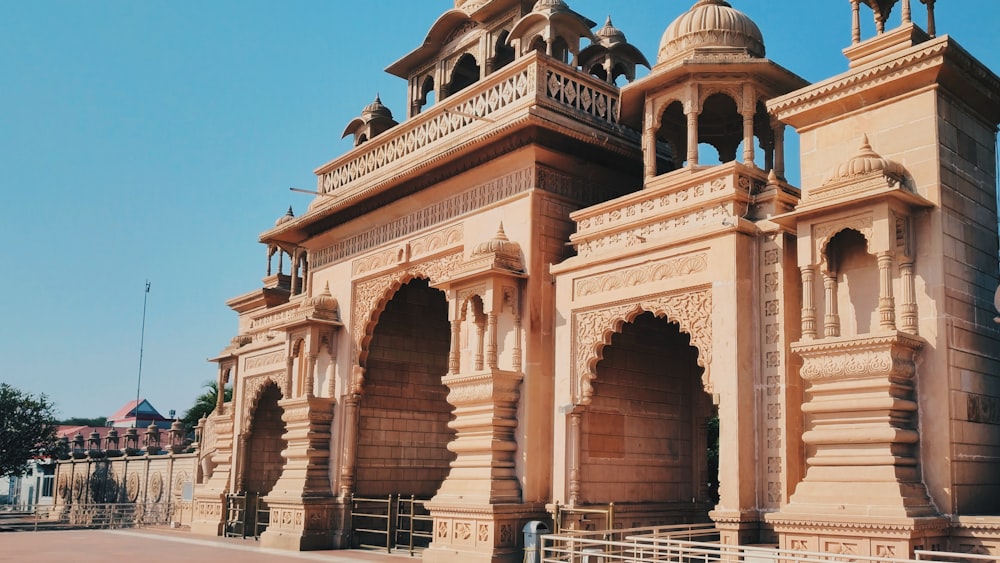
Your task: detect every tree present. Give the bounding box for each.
[0,383,57,477]
[57,416,107,427]
[181,381,232,430]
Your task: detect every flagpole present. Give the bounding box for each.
[135,281,151,428]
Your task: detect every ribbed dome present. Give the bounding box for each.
[275,206,294,227]
[658,0,765,64]
[472,224,520,258]
[307,282,339,312]
[831,135,905,181]
[595,16,626,45]
[362,94,393,120]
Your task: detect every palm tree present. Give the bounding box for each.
[181,381,232,430]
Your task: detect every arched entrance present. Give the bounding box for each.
[356,277,455,498]
[244,383,286,496]
[231,382,286,538]
[577,311,716,527]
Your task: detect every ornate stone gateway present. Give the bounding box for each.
[194,0,1000,560]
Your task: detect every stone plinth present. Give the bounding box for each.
[259,395,337,550]
[768,331,946,555]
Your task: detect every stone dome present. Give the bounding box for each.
[595,16,626,45]
[472,223,521,259]
[307,282,339,312]
[362,94,393,120]
[275,206,294,227]
[658,0,765,64]
[830,135,905,182]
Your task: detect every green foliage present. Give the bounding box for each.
[0,383,57,477]
[181,381,232,430]
[57,416,107,427]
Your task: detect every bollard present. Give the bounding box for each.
[522,520,550,563]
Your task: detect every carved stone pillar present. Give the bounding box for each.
[474,320,485,371]
[644,126,658,179]
[338,392,360,500]
[900,259,918,334]
[486,313,498,370]
[686,109,699,167]
[902,0,912,23]
[260,396,338,551]
[567,409,582,506]
[851,0,861,44]
[449,319,462,375]
[742,112,755,166]
[923,0,936,37]
[304,354,317,397]
[877,251,897,330]
[823,271,840,338]
[801,265,817,339]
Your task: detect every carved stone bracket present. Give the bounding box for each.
[572,287,713,405]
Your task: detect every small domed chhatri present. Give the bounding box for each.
[658,0,765,65]
[361,94,393,120]
[307,282,339,313]
[274,206,294,227]
[595,16,626,45]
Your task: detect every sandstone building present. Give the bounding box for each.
[190,1,1000,561]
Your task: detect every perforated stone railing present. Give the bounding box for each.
[314,52,621,197]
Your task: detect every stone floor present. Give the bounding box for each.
[0,527,417,562]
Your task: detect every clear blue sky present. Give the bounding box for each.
[2,1,998,420]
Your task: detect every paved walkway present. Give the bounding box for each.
[0,527,418,562]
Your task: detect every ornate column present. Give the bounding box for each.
[449,319,462,375]
[304,354,317,397]
[686,108,699,167]
[474,319,485,371]
[899,259,918,334]
[567,409,582,506]
[922,0,936,37]
[742,112,755,166]
[851,0,861,44]
[338,390,361,500]
[823,271,840,338]
[801,266,817,339]
[486,313,498,370]
[878,251,897,330]
[643,126,658,179]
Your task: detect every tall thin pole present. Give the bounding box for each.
[135,280,151,428]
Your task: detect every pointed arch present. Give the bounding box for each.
[572,287,712,406]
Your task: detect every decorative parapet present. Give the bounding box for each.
[313,53,622,199]
[569,162,768,258]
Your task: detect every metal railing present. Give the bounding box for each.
[0,502,174,532]
[541,531,998,563]
[350,493,433,556]
[224,492,268,539]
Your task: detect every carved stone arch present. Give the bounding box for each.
[352,251,462,389]
[240,374,286,435]
[700,87,743,115]
[815,216,875,271]
[572,287,713,406]
[651,94,685,131]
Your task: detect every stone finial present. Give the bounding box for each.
[830,134,905,181]
[308,282,339,312]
